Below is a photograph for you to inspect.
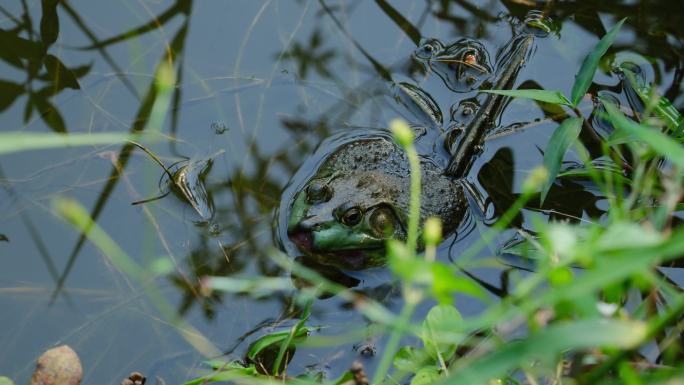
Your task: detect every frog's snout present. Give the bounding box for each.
[287,223,313,251]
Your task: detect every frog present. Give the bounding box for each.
[282,32,535,270]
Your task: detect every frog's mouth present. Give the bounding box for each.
[288,228,385,270]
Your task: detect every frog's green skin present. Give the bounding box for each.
[287,137,466,270]
[286,34,533,270]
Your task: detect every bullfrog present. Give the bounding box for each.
[282,33,534,270]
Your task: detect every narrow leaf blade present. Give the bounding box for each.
[603,101,684,168]
[571,18,626,106]
[482,89,572,106]
[542,117,583,202]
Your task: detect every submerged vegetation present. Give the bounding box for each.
[1,1,684,385]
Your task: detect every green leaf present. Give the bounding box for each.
[421,304,463,361]
[482,89,572,106]
[619,65,684,135]
[431,263,486,303]
[411,367,441,385]
[571,18,626,106]
[443,319,646,385]
[330,370,355,385]
[0,132,145,155]
[0,234,8,242]
[44,55,81,90]
[0,377,14,385]
[394,346,433,373]
[603,101,684,168]
[246,327,311,361]
[541,117,583,202]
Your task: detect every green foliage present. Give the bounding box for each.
[571,18,626,106]
[0,377,14,385]
[541,117,583,201]
[482,89,572,106]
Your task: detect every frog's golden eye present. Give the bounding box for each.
[306,180,332,203]
[341,207,363,227]
[369,207,395,237]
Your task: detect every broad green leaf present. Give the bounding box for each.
[482,89,572,106]
[442,319,646,385]
[603,101,684,168]
[571,18,626,106]
[595,222,663,251]
[620,65,684,135]
[541,117,583,202]
[0,132,144,155]
[421,304,463,360]
[411,367,441,385]
[431,263,486,304]
[0,376,14,385]
[394,346,433,373]
[246,327,311,360]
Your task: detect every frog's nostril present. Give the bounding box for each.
[288,226,314,251]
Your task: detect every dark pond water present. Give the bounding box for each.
[1,1,683,384]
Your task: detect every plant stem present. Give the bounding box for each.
[371,300,417,385]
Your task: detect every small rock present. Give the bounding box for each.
[121,372,146,385]
[29,345,82,385]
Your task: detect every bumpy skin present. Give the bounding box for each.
[287,137,466,270]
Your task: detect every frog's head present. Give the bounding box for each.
[287,138,410,270]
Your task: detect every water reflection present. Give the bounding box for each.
[0,0,683,382]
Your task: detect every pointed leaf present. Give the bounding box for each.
[571,18,626,106]
[44,55,81,90]
[542,117,583,202]
[0,80,24,112]
[603,101,684,168]
[0,234,8,242]
[40,0,60,47]
[246,327,311,361]
[482,89,572,106]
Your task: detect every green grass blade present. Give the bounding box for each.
[603,101,684,168]
[441,319,646,385]
[482,89,572,106]
[571,18,626,106]
[0,132,143,155]
[620,65,684,135]
[541,117,583,202]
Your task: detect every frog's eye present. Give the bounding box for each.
[306,180,332,203]
[341,207,363,227]
[369,207,396,237]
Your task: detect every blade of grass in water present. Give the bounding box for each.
[0,132,145,155]
[570,18,626,106]
[482,89,572,106]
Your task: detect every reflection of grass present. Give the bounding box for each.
[186,17,684,385]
